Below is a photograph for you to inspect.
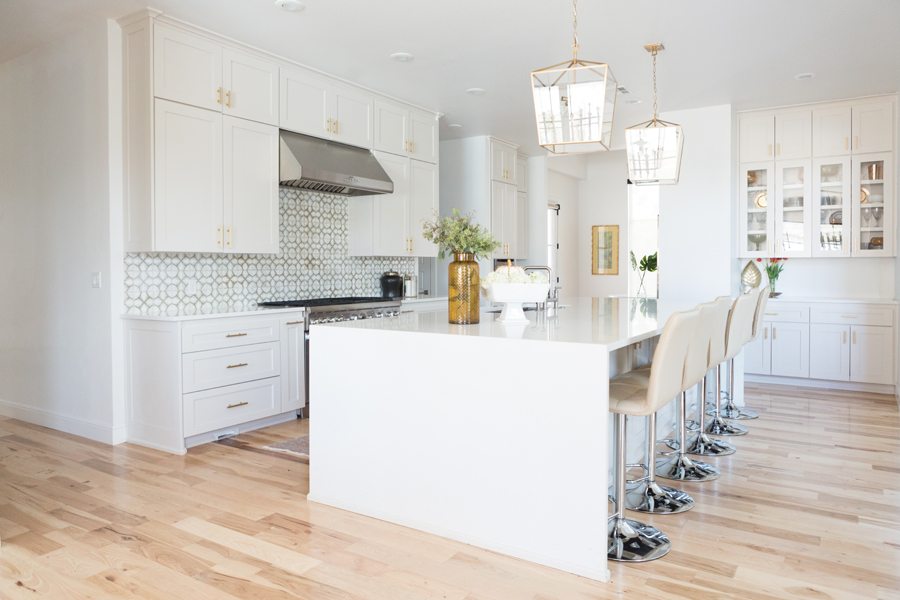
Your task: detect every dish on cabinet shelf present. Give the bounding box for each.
[860,187,869,203]
[754,192,768,208]
[868,237,884,250]
[828,210,842,225]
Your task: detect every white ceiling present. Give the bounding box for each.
[2,0,899,154]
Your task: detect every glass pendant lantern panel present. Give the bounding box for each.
[625,120,683,184]
[531,62,617,153]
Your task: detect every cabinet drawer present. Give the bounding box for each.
[761,303,809,323]
[183,342,280,393]
[182,317,279,352]
[183,378,281,437]
[810,304,894,327]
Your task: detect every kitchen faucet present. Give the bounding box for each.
[523,266,560,311]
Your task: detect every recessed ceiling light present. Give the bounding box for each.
[794,72,815,80]
[447,123,463,128]
[389,52,414,63]
[625,99,643,104]
[274,0,306,12]
[465,87,486,96]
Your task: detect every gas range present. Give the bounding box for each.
[257,296,402,327]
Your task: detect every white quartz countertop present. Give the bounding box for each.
[767,296,897,305]
[318,296,701,350]
[400,296,448,305]
[122,306,305,322]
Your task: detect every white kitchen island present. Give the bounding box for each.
[308,297,681,582]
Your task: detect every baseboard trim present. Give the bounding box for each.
[0,398,119,444]
[745,375,895,395]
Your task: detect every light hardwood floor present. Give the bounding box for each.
[1,384,899,599]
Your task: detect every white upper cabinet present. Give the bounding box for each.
[223,116,280,254]
[491,139,517,183]
[516,155,528,191]
[812,105,851,156]
[852,101,894,154]
[280,67,373,148]
[408,160,438,257]
[153,23,222,111]
[222,48,279,125]
[775,110,811,160]
[374,100,438,163]
[774,159,812,257]
[154,100,223,253]
[739,112,775,163]
[491,181,519,259]
[373,152,410,257]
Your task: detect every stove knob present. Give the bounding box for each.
[375,312,383,318]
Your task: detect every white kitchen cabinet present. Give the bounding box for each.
[374,99,438,164]
[223,116,280,254]
[809,323,850,381]
[851,152,893,256]
[850,325,894,385]
[154,100,223,253]
[516,190,528,261]
[373,152,410,256]
[408,160,438,256]
[280,66,373,148]
[812,157,851,257]
[739,162,775,257]
[743,323,771,375]
[774,159,812,257]
[491,139,518,183]
[516,155,528,191]
[775,110,812,160]
[222,48,279,125]
[281,316,306,412]
[769,322,809,377]
[491,181,518,259]
[153,23,222,111]
[852,101,894,154]
[739,112,775,163]
[812,105,851,157]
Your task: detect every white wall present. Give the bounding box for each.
[578,151,629,298]
[547,170,580,301]
[756,257,894,298]
[0,18,123,443]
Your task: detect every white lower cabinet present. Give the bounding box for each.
[747,300,895,387]
[125,311,305,454]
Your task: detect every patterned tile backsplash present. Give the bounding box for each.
[124,189,415,316]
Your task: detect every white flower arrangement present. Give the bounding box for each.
[481,266,549,289]
[482,266,551,324]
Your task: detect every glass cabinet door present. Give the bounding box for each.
[774,160,811,257]
[740,163,774,257]
[812,157,850,257]
[852,152,893,256]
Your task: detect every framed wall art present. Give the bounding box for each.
[591,225,619,275]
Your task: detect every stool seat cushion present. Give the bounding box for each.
[609,367,652,416]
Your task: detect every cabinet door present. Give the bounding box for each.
[850,325,894,384]
[851,152,893,257]
[280,66,330,138]
[223,116,279,254]
[809,323,850,381]
[812,157,851,257]
[222,48,278,125]
[490,180,507,258]
[770,323,809,378]
[739,112,775,163]
[373,151,409,256]
[812,106,851,157]
[852,102,894,154]
[409,109,438,164]
[153,100,223,253]
[516,156,528,191]
[282,320,306,411]
[515,190,528,260]
[502,183,518,258]
[774,159,812,257]
[373,99,408,156]
[332,83,373,149]
[740,162,775,257]
[153,23,222,112]
[490,140,516,182]
[408,160,438,257]
[775,110,811,160]
[743,324,771,374]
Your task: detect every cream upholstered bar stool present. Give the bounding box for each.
[656,301,720,482]
[685,296,737,457]
[720,286,769,421]
[706,288,763,435]
[608,308,700,562]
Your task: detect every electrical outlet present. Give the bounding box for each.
[185,279,198,296]
[91,272,102,289]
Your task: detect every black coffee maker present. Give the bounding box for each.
[380,271,403,299]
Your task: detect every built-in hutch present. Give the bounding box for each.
[120,10,440,257]
[737,95,896,258]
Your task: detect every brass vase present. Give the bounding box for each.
[448,252,479,324]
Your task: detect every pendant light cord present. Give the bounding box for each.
[651,48,659,120]
[571,0,579,62]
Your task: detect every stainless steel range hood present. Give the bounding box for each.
[279,131,393,196]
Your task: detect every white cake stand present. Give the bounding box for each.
[487,283,551,323]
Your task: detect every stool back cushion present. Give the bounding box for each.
[647,308,701,413]
[725,291,758,359]
[683,301,719,390]
[751,286,770,339]
[707,296,734,367]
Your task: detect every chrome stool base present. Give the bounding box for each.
[655,454,719,482]
[626,480,694,514]
[607,516,671,562]
[706,415,749,436]
[685,432,736,456]
[720,404,759,420]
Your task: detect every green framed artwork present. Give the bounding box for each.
[591,225,619,275]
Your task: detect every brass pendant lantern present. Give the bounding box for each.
[625,43,683,185]
[530,0,618,154]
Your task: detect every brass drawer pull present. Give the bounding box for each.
[286,320,304,325]
[227,401,249,409]
[226,362,248,369]
[225,332,248,338]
